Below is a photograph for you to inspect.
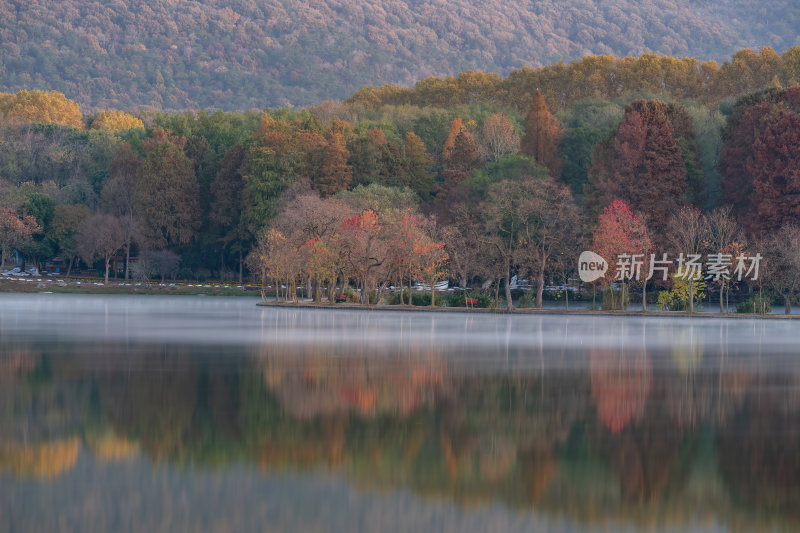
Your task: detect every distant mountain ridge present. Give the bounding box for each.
[1,0,798,110]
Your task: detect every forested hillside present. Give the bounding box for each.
[1,0,799,110]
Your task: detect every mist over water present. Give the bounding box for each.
[0,294,798,532]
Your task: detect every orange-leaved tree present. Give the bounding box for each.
[385,212,425,305]
[0,207,40,271]
[302,235,341,302]
[520,89,562,176]
[412,238,449,307]
[339,210,386,304]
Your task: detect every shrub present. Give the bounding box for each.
[385,289,444,306]
[518,290,536,308]
[736,293,773,314]
[343,286,359,302]
[656,274,706,311]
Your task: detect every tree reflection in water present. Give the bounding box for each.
[0,317,798,532]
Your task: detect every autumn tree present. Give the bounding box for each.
[384,212,424,305]
[248,228,301,302]
[748,112,800,232]
[102,143,141,279]
[512,177,582,309]
[315,134,353,197]
[520,90,563,176]
[339,210,387,304]
[347,128,389,187]
[0,90,83,129]
[442,117,481,173]
[480,113,520,162]
[593,200,651,310]
[706,207,745,313]
[50,204,91,276]
[760,225,800,315]
[268,191,352,301]
[0,207,40,271]
[398,132,435,199]
[715,47,783,97]
[240,117,313,235]
[780,46,800,86]
[588,101,690,234]
[412,238,448,307]
[480,176,578,310]
[77,214,127,283]
[134,128,200,247]
[442,116,466,163]
[438,118,482,218]
[302,236,341,302]
[90,110,145,131]
[718,86,800,230]
[442,208,483,290]
[666,207,710,313]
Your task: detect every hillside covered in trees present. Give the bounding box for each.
[1,0,800,109]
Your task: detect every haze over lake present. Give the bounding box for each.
[1,294,798,532]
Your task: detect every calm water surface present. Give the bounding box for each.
[1,294,798,532]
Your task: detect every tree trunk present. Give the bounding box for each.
[66,256,74,277]
[430,279,435,308]
[398,273,404,305]
[785,295,791,315]
[0,248,5,271]
[504,263,513,311]
[536,269,545,309]
[565,278,569,311]
[720,284,724,313]
[689,280,695,313]
[642,280,647,312]
[104,256,110,284]
[409,276,413,306]
[377,280,388,305]
[125,241,130,280]
[238,248,243,284]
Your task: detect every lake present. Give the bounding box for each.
[0,294,798,532]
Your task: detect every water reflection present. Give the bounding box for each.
[0,296,799,532]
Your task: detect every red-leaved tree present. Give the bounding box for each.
[593,200,652,310]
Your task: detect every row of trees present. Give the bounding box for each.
[2,81,800,309]
[349,47,800,112]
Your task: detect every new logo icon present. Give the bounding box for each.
[578,251,608,283]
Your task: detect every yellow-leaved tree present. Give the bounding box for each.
[90,110,144,131]
[0,90,83,128]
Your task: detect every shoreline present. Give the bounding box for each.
[0,277,258,296]
[255,300,800,319]
[1,277,792,319]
